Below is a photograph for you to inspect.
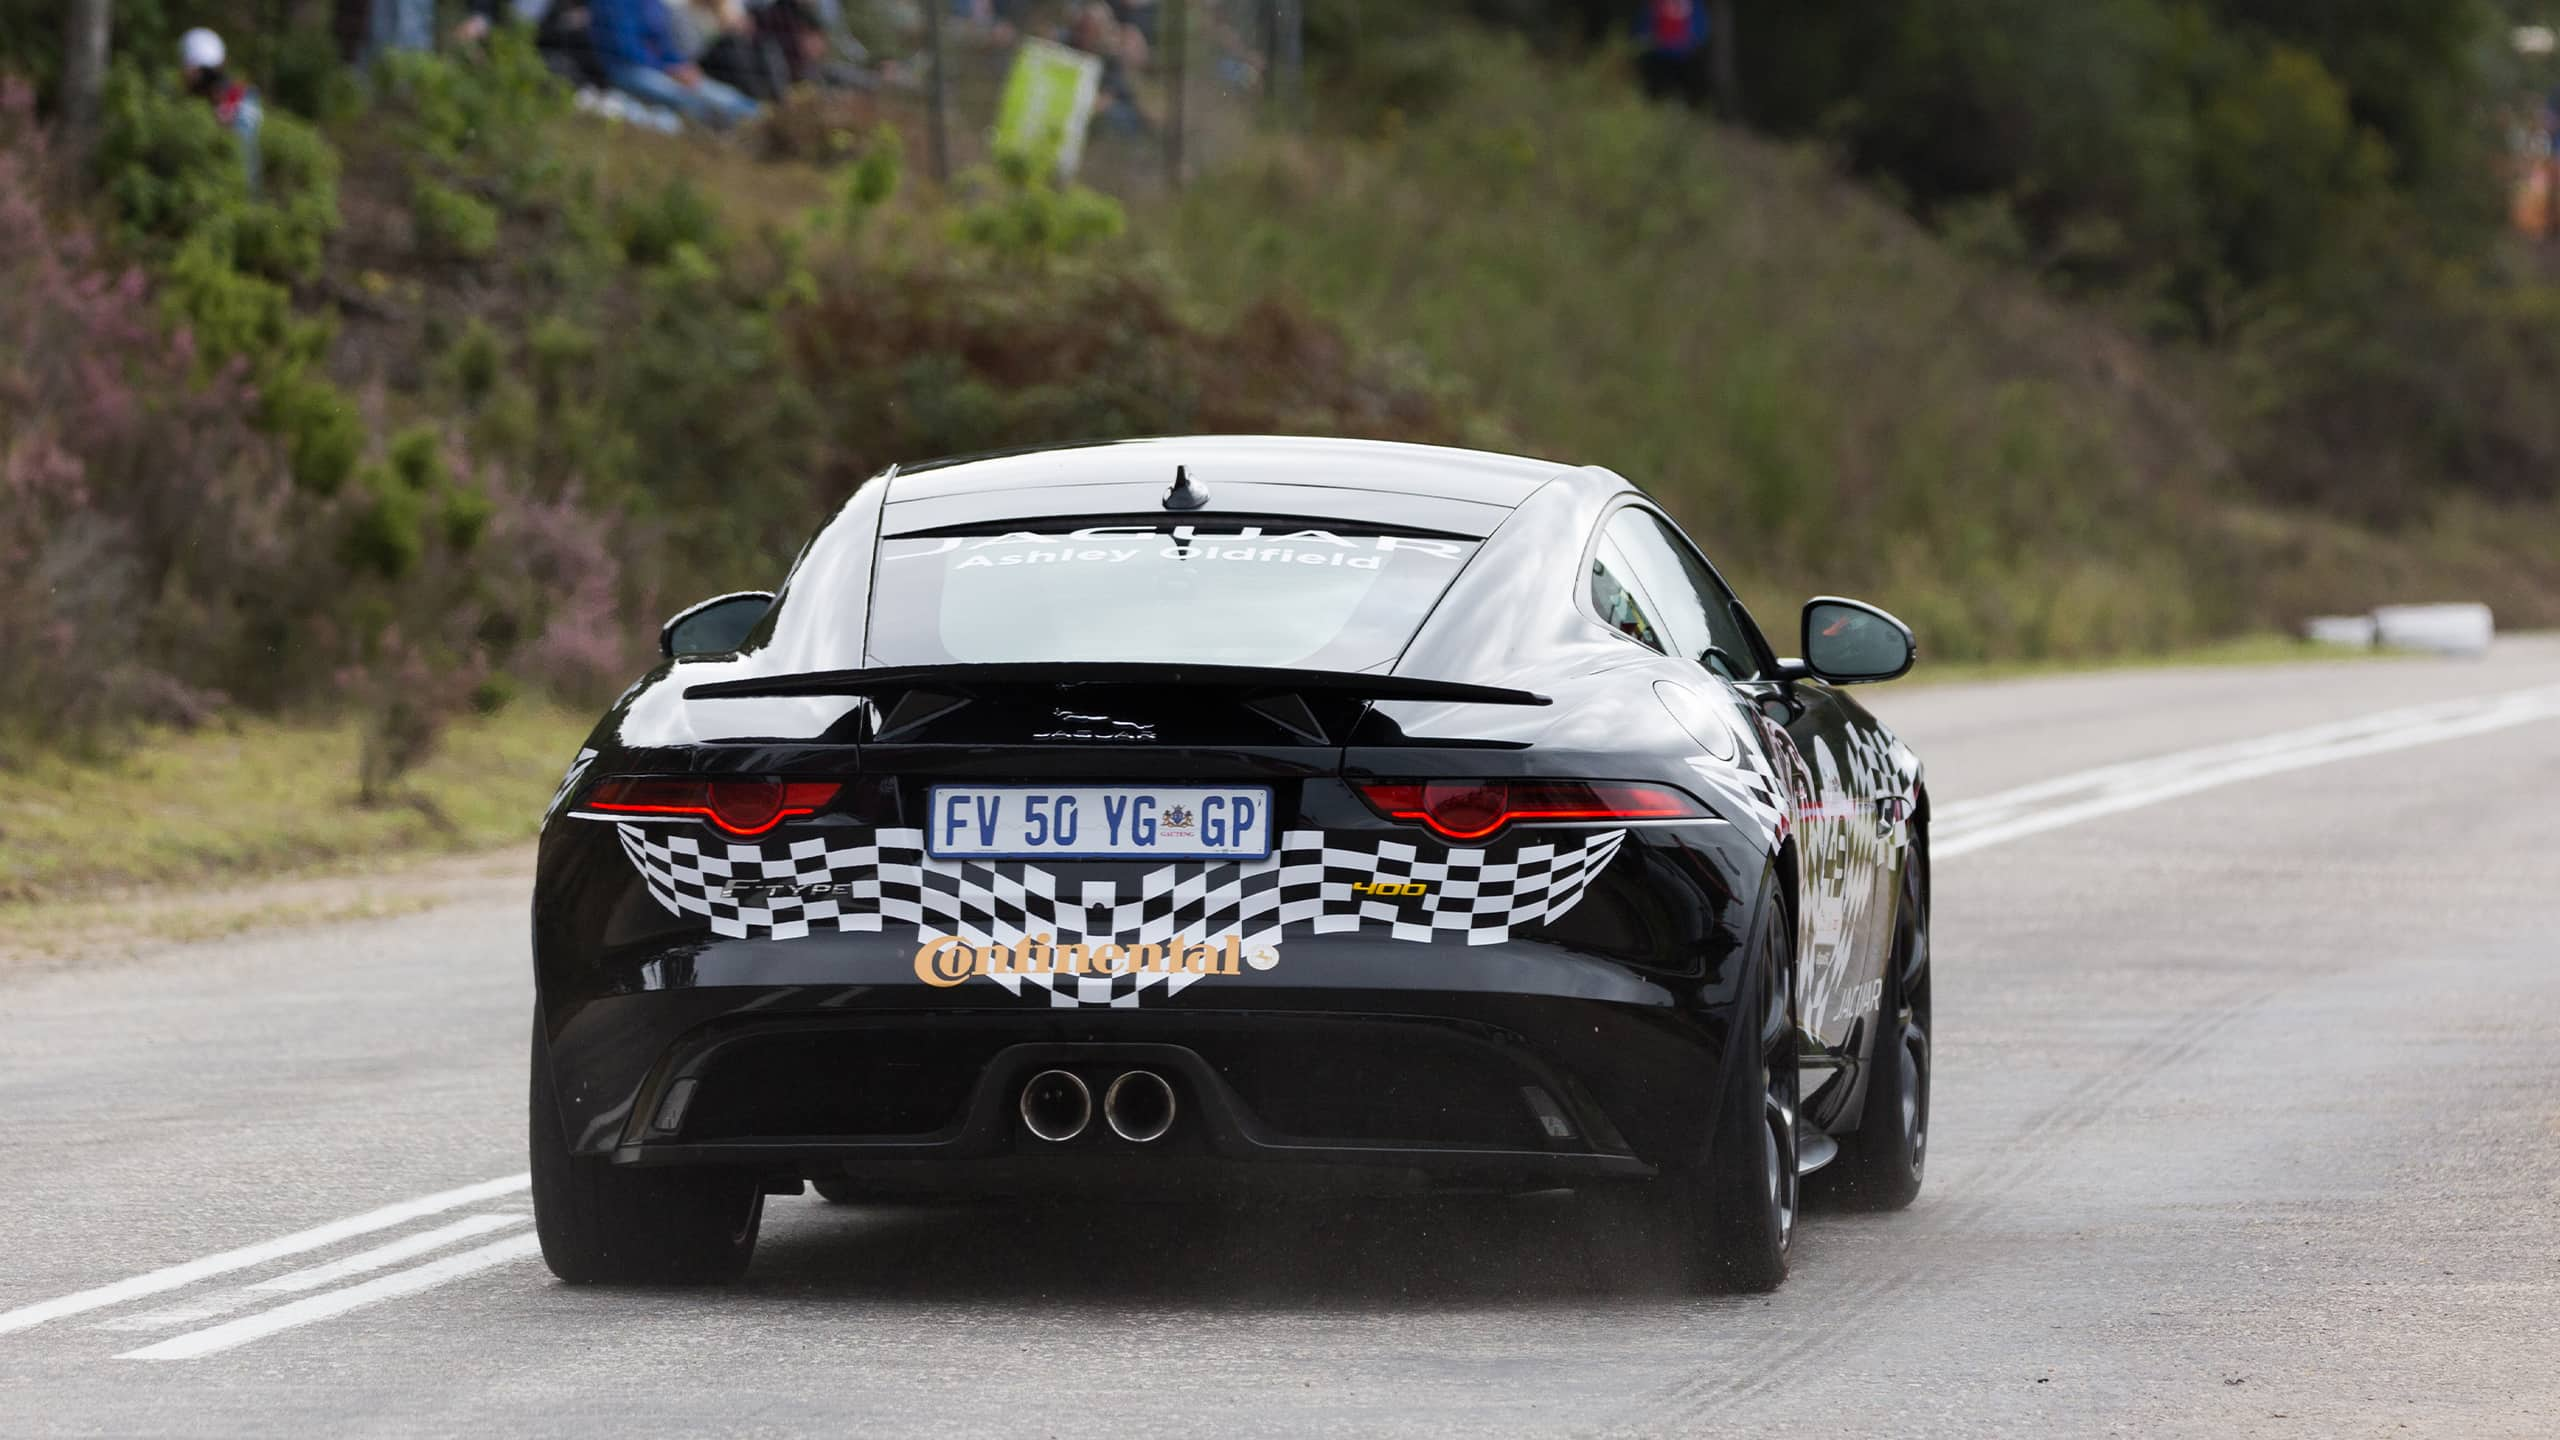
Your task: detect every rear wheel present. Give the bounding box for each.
[529,1016,765,1284]
[1825,844,1930,1210]
[1606,878,1797,1292]
[1691,894,1800,1290]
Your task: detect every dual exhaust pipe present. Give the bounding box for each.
[1018,1068,1177,1144]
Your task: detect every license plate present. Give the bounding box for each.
[925,785,1274,860]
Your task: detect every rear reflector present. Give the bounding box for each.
[1354,780,1705,841]
[582,778,842,837]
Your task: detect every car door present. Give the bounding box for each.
[1598,506,1889,1053]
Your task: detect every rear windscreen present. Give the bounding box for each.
[868,524,1480,669]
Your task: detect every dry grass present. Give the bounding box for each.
[0,705,588,905]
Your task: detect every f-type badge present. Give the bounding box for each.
[1034,708,1157,742]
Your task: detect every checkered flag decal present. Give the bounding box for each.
[612,824,1628,1008]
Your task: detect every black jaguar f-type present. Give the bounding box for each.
[528,436,1931,1292]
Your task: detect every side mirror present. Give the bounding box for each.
[660,591,775,659]
[1795,596,1915,684]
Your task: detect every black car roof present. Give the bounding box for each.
[881,436,1572,538]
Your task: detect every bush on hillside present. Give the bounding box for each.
[93,66,362,497]
[412,176,500,260]
[1170,43,2238,660]
[329,424,626,798]
[1327,0,2499,342]
[951,153,1127,264]
[96,66,341,282]
[2231,243,2560,524]
[0,90,305,740]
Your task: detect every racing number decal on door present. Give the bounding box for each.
[1797,718,1916,1044]
[1722,701,1913,1045]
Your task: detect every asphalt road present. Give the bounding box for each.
[6,640,2559,1438]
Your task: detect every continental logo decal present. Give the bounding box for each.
[913,933,1280,987]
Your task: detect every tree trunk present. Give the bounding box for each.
[61,0,112,150]
[1708,0,1743,121]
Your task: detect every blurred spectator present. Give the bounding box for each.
[952,0,1023,43]
[456,0,548,46]
[1635,0,1710,108]
[368,0,439,58]
[591,0,763,127]
[178,28,264,190]
[1065,1,1148,134]
[1112,0,1159,48]
[670,0,772,100]
[751,0,840,90]
[528,0,611,86]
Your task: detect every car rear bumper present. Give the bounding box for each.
[539,960,1748,1191]
[619,1030,1657,1196]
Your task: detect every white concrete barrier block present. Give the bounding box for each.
[2371,603,2495,657]
[2303,615,2378,649]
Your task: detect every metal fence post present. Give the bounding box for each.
[923,0,951,184]
[1269,0,1302,126]
[1165,0,1188,188]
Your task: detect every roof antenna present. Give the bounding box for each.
[1163,465,1209,511]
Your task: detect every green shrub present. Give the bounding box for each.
[95,67,249,247]
[343,463,431,580]
[372,35,570,205]
[441,484,496,553]
[386,425,450,494]
[97,69,340,284]
[239,110,342,280]
[614,176,723,267]
[526,316,599,394]
[820,126,904,233]
[441,320,507,405]
[267,373,365,497]
[156,231,303,361]
[951,154,1126,263]
[95,68,363,501]
[266,22,366,122]
[412,177,501,261]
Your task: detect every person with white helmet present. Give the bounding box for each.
[178,28,265,191]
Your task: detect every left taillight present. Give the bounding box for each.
[581,777,842,837]
[1354,780,1708,842]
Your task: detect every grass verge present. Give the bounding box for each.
[1902,632,2410,686]
[0,705,590,905]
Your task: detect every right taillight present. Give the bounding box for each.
[582,777,841,837]
[1354,780,1707,842]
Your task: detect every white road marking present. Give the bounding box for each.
[0,1174,530,1337]
[116,1233,544,1362]
[89,1294,258,1334]
[1933,684,2560,859]
[250,1212,529,1293]
[90,1213,533,1333]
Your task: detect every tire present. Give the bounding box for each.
[811,1178,864,1205]
[529,1016,765,1284]
[1824,842,1930,1210]
[1604,875,1798,1293]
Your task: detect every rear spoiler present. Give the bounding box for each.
[684,662,1550,708]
